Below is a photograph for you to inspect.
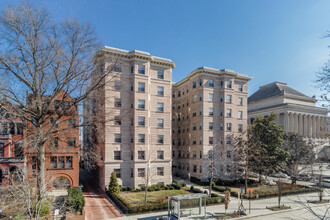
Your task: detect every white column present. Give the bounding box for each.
[290,113,295,132]
[303,114,308,137]
[312,115,316,138]
[284,112,289,132]
[308,115,312,138]
[298,114,303,135]
[317,116,321,138]
[294,113,299,133]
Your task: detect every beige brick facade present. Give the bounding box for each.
[172,67,251,181]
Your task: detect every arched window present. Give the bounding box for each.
[53,176,71,189]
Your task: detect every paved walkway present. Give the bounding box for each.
[81,169,122,220]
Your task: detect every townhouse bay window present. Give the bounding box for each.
[157,86,164,96]
[158,70,164,79]
[114,169,121,178]
[157,103,164,112]
[114,98,121,107]
[138,82,145,92]
[114,134,121,143]
[157,151,164,159]
[114,151,121,160]
[138,151,145,160]
[226,95,232,103]
[138,65,145,74]
[157,135,164,144]
[138,117,145,126]
[138,100,145,109]
[138,168,145,177]
[138,134,145,143]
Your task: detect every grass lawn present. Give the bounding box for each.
[120,189,191,205]
[229,182,309,194]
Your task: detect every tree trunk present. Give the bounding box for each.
[244,164,248,195]
[258,172,262,183]
[209,172,213,197]
[37,133,46,202]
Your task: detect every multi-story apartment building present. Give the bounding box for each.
[172,67,252,181]
[84,47,175,190]
[0,100,24,187]
[26,91,79,189]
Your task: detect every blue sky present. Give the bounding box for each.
[1,0,330,100]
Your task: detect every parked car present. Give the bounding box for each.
[297,173,312,181]
[272,172,289,178]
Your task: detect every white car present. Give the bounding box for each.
[273,173,289,178]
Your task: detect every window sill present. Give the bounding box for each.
[48,168,73,170]
[156,111,164,113]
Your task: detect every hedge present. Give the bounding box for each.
[107,190,224,214]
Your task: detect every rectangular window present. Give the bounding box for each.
[138,168,145,177]
[58,156,64,168]
[199,108,202,115]
[220,80,224,88]
[9,123,15,135]
[227,151,231,159]
[192,110,196,117]
[66,156,72,168]
[157,87,164,96]
[0,143,4,157]
[199,78,203,86]
[114,151,121,160]
[68,138,76,147]
[138,151,145,160]
[209,108,213,116]
[220,123,223,131]
[238,84,243,92]
[193,81,196,88]
[209,93,213,102]
[193,165,197,173]
[226,109,232,117]
[238,97,243,106]
[227,165,231,173]
[68,119,76,128]
[138,100,145,109]
[114,116,121,125]
[138,82,145,92]
[138,117,145,126]
[192,95,196,103]
[192,138,196,145]
[114,134,121,143]
[226,137,231,145]
[238,124,243,132]
[157,103,164,112]
[158,71,164,79]
[50,156,57,168]
[238,111,243,119]
[114,63,121,72]
[193,151,197,159]
[209,79,214,87]
[138,65,145,74]
[114,98,121,107]
[192,123,196,130]
[157,135,164,144]
[157,119,164,128]
[209,122,213,130]
[138,134,145,143]
[114,169,121,178]
[209,137,213,145]
[14,143,23,158]
[131,65,134,74]
[220,109,223,117]
[130,82,134,91]
[131,168,134,177]
[227,80,232,88]
[199,122,202,130]
[220,96,223,102]
[157,151,164,159]
[226,95,232,103]
[199,93,203,101]
[227,123,232,131]
[114,81,121,90]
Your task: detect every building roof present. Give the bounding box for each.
[248,82,316,103]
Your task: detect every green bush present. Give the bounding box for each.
[108,171,120,194]
[31,202,50,217]
[211,193,218,197]
[179,183,186,187]
[67,187,85,213]
[203,190,208,194]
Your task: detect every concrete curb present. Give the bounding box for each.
[104,193,126,217]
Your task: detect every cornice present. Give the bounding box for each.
[173,66,252,88]
[95,46,175,69]
[248,103,328,115]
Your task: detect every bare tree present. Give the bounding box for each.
[0,2,113,202]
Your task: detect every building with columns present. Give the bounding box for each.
[248,82,329,152]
